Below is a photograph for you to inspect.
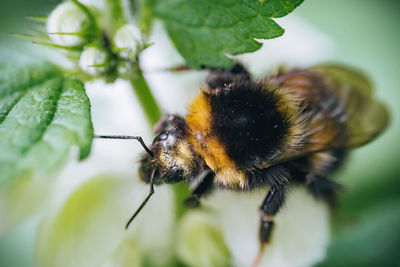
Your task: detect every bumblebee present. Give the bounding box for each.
[98,63,389,262]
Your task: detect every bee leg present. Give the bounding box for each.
[307,175,343,208]
[206,63,250,90]
[184,171,215,208]
[253,185,287,266]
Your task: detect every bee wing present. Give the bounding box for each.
[311,64,389,148]
[312,64,373,95]
[269,64,389,166]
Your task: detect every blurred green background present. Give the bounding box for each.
[0,0,399,266]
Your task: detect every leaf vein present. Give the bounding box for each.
[0,91,27,125]
[19,82,64,159]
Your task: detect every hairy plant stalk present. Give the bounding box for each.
[129,67,161,126]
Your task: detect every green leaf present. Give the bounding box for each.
[0,63,93,187]
[154,0,303,68]
[316,201,400,267]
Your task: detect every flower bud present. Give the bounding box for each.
[46,1,91,46]
[78,0,105,10]
[176,212,232,267]
[113,24,143,60]
[79,45,109,75]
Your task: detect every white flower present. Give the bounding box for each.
[203,188,330,267]
[46,1,91,46]
[113,24,143,60]
[79,45,108,75]
[176,212,232,267]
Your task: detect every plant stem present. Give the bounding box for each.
[104,0,127,33]
[129,67,161,126]
[129,66,188,220]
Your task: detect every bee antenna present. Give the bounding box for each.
[94,135,154,157]
[125,169,156,229]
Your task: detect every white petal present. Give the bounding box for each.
[114,24,143,60]
[0,176,51,235]
[176,211,232,267]
[204,187,330,267]
[79,46,108,75]
[35,174,134,267]
[46,2,90,46]
[101,236,143,267]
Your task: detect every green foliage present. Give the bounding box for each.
[154,0,303,68]
[316,202,400,267]
[315,168,400,267]
[0,63,93,187]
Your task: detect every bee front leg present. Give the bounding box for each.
[184,171,215,208]
[254,185,287,266]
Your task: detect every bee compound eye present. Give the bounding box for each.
[153,131,170,144]
[159,132,169,141]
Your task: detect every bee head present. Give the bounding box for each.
[139,114,201,185]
